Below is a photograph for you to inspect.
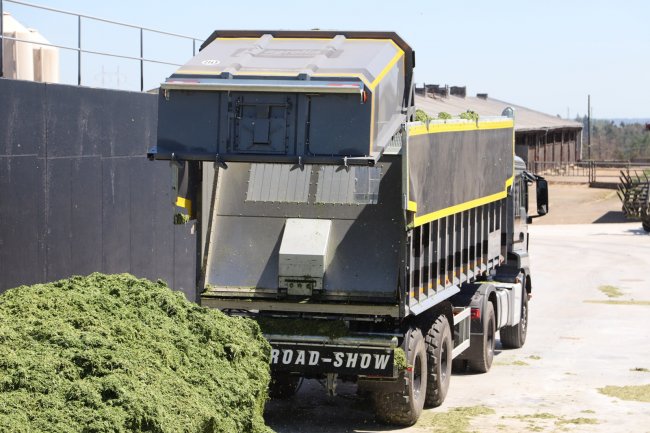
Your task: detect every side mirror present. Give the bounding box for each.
[536,178,548,216]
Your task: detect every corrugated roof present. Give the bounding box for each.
[415,94,582,132]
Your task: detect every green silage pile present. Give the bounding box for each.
[0,273,272,433]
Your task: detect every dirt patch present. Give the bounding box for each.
[599,384,650,402]
[531,184,625,225]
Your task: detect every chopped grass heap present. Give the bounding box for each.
[0,273,272,433]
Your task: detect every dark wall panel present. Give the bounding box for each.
[129,157,157,280]
[151,162,175,288]
[101,158,133,274]
[45,158,74,281]
[0,80,46,157]
[0,155,46,288]
[0,79,195,296]
[70,157,103,277]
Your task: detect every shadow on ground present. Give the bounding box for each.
[264,380,387,433]
[592,211,628,224]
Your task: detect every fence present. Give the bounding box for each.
[0,0,201,90]
[529,160,650,186]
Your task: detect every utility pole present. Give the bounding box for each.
[587,94,591,160]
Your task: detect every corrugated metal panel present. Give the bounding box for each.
[316,166,381,205]
[246,163,311,203]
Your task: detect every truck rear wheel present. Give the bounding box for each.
[468,302,496,373]
[268,373,300,399]
[374,327,427,426]
[500,286,528,349]
[424,315,452,407]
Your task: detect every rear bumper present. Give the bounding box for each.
[266,334,399,378]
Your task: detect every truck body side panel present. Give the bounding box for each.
[404,121,514,315]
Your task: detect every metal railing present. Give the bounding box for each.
[529,160,650,186]
[0,0,202,90]
[527,161,592,178]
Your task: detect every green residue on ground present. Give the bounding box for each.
[599,384,650,402]
[256,317,348,339]
[599,285,623,298]
[556,417,599,425]
[0,273,272,433]
[416,406,494,432]
[528,355,542,360]
[631,367,650,372]
[496,359,529,366]
[506,412,599,430]
[394,347,407,370]
[581,409,596,414]
[585,299,650,306]
[510,412,558,420]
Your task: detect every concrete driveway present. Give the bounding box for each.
[265,223,650,433]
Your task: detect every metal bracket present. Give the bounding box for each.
[214,155,228,169]
[169,153,183,169]
[326,373,338,397]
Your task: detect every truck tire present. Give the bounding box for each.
[424,315,452,408]
[642,221,650,233]
[374,327,427,426]
[268,373,300,399]
[468,302,496,373]
[500,286,528,349]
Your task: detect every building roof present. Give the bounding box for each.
[415,94,582,132]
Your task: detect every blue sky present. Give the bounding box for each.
[4,0,649,118]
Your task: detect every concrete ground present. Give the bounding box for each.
[265,185,650,433]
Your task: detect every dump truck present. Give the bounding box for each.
[149,30,549,425]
